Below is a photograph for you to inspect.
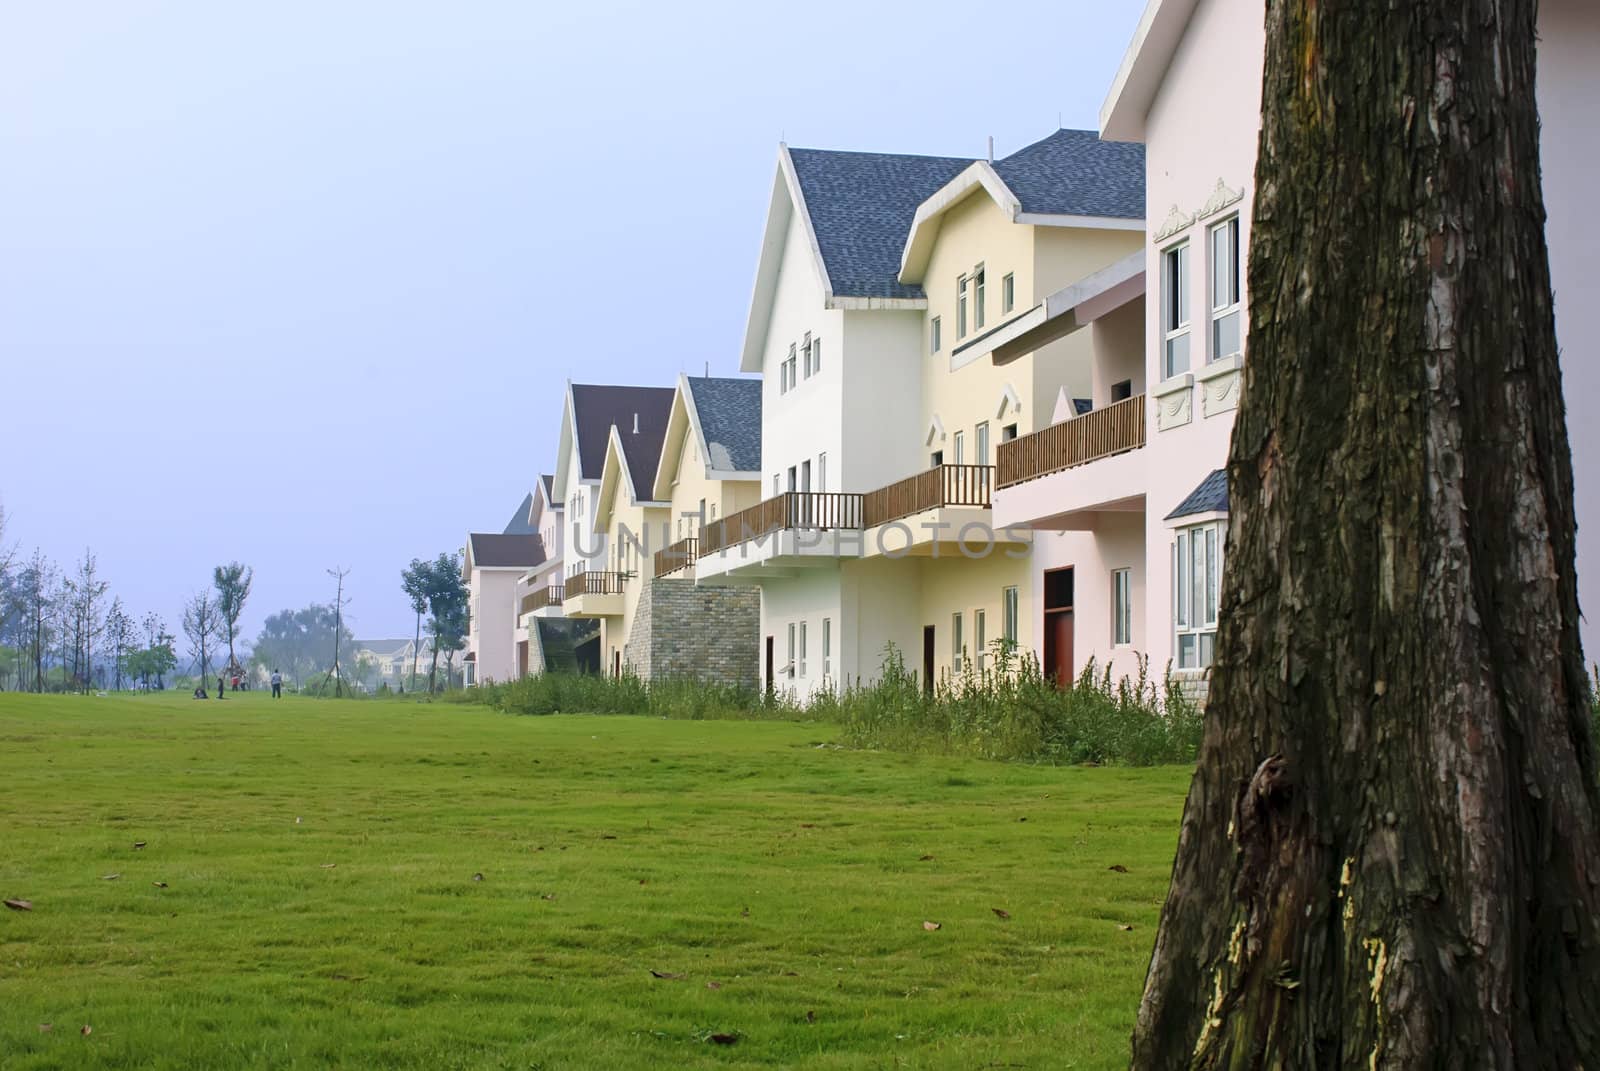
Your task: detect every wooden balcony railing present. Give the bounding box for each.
[996,393,1146,490]
[654,536,698,578]
[862,464,993,527]
[563,570,625,601]
[525,584,563,613]
[699,492,865,556]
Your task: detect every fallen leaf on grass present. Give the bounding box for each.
[1017,817,1028,823]
[805,1010,816,1024]
[706,981,722,990]
[1108,864,1129,873]
[102,874,121,881]
[799,823,815,829]
[80,1025,92,1037]
[472,873,484,882]
[1117,924,1134,932]
[294,817,301,825]
[922,921,941,931]
[152,882,168,889]
[37,1024,51,1033]
[918,854,935,862]
[320,864,337,870]
[991,908,1011,920]
[601,835,617,841]
[638,879,647,886]
[4,899,33,911]
[133,842,146,850]
[540,893,556,901]
[649,970,684,980]
[707,1033,739,1045]
[740,907,750,918]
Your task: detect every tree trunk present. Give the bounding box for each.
[1131,1,1600,1068]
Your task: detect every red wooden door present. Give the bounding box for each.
[1045,609,1074,687]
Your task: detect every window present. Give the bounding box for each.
[811,336,820,374]
[781,343,796,393]
[1002,586,1019,650]
[1162,243,1191,378]
[975,609,987,671]
[1112,568,1132,646]
[952,612,964,674]
[799,621,808,677]
[1002,423,1018,442]
[957,274,969,338]
[930,449,944,467]
[787,466,797,492]
[817,452,827,493]
[803,333,814,377]
[1210,217,1241,361]
[930,316,942,354]
[787,623,796,679]
[973,266,986,330]
[976,423,990,466]
[1174,521,1224,669]
[773,474,780,496]
[1111,379,1133,403]
[822,617,832,678]
[800,459,811,493]
[952,431,965,465]
[1001,273,1015,314]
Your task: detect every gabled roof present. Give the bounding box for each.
[571,384,674,483]
[652,375,763,499]
[1100,0,1200,142]
[466,532,546,569]
[540,474,555,501]
[900,130,1145,283]
[596,424,671,532]
[1165,468,1229,520]
[502,493,536,536]
[355,638,412,657]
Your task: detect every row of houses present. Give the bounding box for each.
[461,0,1597,698]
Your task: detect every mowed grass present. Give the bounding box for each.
[0,691,1188,1070]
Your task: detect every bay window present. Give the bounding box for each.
[1173,521,1224,668]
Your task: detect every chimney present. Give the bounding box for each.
[632,413,639,434]
[987,135,994,163]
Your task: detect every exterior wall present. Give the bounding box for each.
[1537,0,1600,666]
[1135,0,1264,678]
[1088,298,1146,408]
[760,571,845,699]
[601,498,668,676]
[763,210,847,495]
[1026,515,1146,682]
[840,307,926,491]
[624,579,760,688]
[914,550,1035,684]
[664,428,760,537]
[468,568,523,684]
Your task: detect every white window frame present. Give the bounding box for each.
[956,274,969,339]
[930,316,941,354]
[1209,217,1241,362]
[1001,272,1014,314]
[787,622,796,679]
[1173,520,1224,669]
[798,621,808,677]
[1002,586,1019,650]
[811,336,820,375]
[1161,242,1191,379]
[974,609,987,671]
[951,612,964,674]
[975,422,989,466]
[802,332,814,378]
[973,266,986,330]
[1112,567,1132,647]
[952,430,964,466]
[822,617,832,678]
[817,452,827,493]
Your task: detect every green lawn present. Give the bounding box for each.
[0,691,1188,1070]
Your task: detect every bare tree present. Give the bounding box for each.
[1130,1,1600,1066]
[326,567,350,697]
[71,549,107,692]
[181,589,224,692]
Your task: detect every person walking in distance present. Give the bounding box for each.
[270,668,283,699]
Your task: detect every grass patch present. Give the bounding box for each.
[0,690,1186,1069]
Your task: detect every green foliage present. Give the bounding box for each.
[249,605,354,688]
[467,644,1199,766]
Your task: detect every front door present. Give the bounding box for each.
[1043,566,1075,687]
[922,625,936,696]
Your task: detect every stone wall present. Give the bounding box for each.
[625,578,760,690]
[1170,668,1211,709]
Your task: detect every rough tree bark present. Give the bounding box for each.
[1130,1,1600,1068]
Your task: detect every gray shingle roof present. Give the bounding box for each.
[685,376,761,472]
[468,532,546,569]
[991,128,1145,219]
[570,384,676,499]
[787,148,972,300]
[1165,469,1230,521]
[502,493,536,536]
[355,639,411,657]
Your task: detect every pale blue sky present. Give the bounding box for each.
[0,0,1145,641]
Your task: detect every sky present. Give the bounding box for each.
[0,0,1146,644]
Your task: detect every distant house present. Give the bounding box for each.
[461,520,546,686]
[353,637,434,690]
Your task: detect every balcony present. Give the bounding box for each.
[523,583,565,619]
[855,464,1024,557]
[992,394,1148,530]
[654,536,698,579]
[996,393,1145,489]
[694,492,865,584]
[563,570,626,618]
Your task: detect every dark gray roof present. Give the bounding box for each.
[787,148,972,300]
[991,129,1145,219]
[1165,469,1229,521]
[540,473,556,502]
[468,532,546,569]
[570,385,676,499]
[502,493,536,536]
[355,638,412,657]
[686,376,761,472]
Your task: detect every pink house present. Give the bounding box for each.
[995,0,1598,697]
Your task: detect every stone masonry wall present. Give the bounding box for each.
[625,578,760,690]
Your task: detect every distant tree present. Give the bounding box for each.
[15,552,55,692]
[104,598,134,690]
[400,559,431,692]
[212,562,253,674]
[70,549,107,692]
[420,552,468,693]
[136,612,177,690]
[181,589,224,689]
[249,604,355,690]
